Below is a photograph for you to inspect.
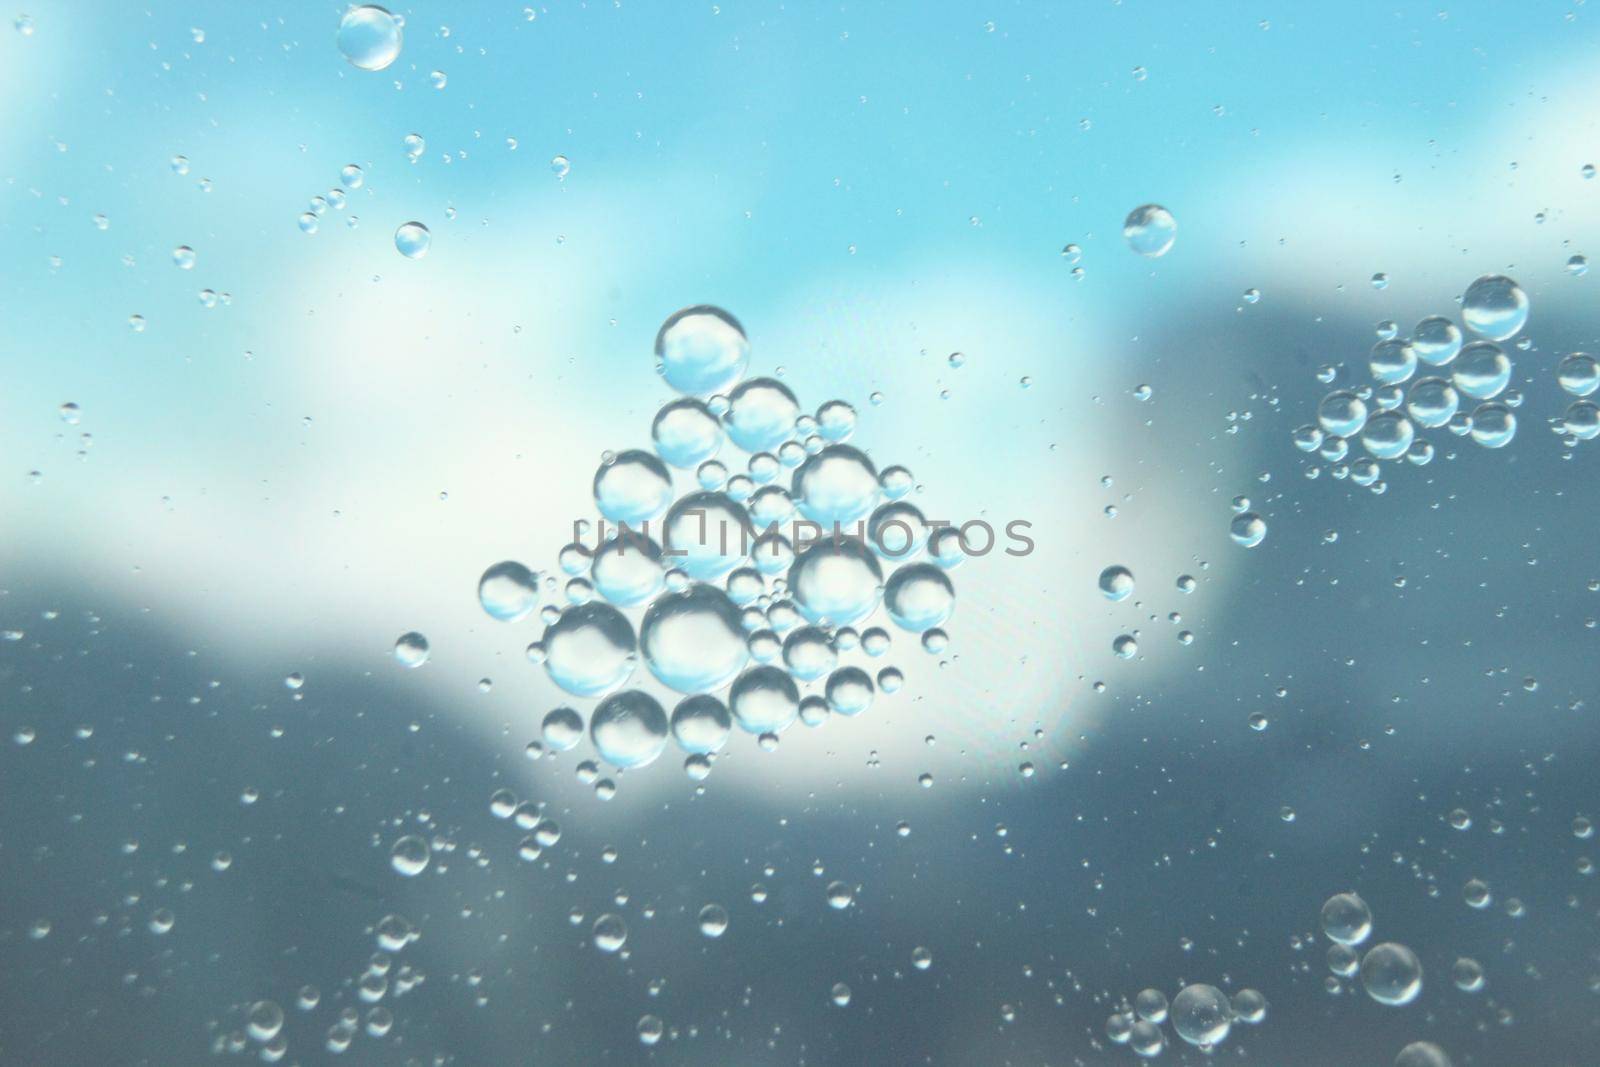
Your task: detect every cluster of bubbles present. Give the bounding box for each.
[426,306,964,787]
[1318,891,1425,1006]
[215,912,423,1059]
[1104,982,1265,1057]
[1293,275,1532,488]
[296,162,364,236]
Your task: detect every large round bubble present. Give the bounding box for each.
[789,538,885,627]
[1123,204,1177,257]
[663,491,753,579]
[1406,377,1459,429]
[1369,339,1417,385]
[1361,942,1423,1006]
[590,690,669,769]
[1170,983,1231,1047]
[655,306,750,395]
[1320,892,1372,945]
[591,534,665,607]
[728,665,800,734]
[793,444,880,526]
[337,5,403,71]
[541,602,638,697]
[723,378,801,453]
[883,563,955,632]
[1461,274,1528,341]
[651,397,724,468]
[1451,342,1511,400]
[1361,411,1415,460]
[670,694,732,754]
[640,583,749,693]
[478,561,539,622]
[593,450,674,525]
[825,666,875,716]
[1412,316,1463,366]
[782,626,838,681]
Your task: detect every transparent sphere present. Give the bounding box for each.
[1361,411,1415,460]
[1361,942,1423,1006]
[593,449,674,525]
[1394,1043,1452,1067]
[1098,565,1135,601]
[793,444,881,525]
[592,913,628,953]
[789,538,885,627]
[825,665,875,716]
[541,706,585,751]
[883,562,955,632]
[589,690,669,769]
[1406,377,1459,429]
[728,665,800,734]
[478,561,539,622]
[1123,204,1177,257]
[782,626,838,681]
[393,221,430,259]
[670,694,732,754]
[1461,274,1528,341]
[1412,315,1463,365]
[724,377,801,452]
[640,583,749,693]
[1170,983,1231,1047]
[1556,352,1599,396]
[697,903,730,938]
[1318,390,1369,437]
[1133,988,1168,1023]
[337,5,403,71]
[652,397,724,468]
[655,305,750,395]
[590,535,665,607]
[1369,339,1418,385]
[663,491,753,580]
[1320,891,1372,945]
[541,602,638,697]
[1451,341,1511,400]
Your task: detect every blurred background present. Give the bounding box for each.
[2,2,1598,1064]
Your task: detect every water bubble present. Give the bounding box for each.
[1395,1043,1453,1067]
[1412,316,1463,366]
[1361,411,1415,460]
[1371,272,1389,290]
[337,5,403,70]
[1098,565,1134,601]
[1328,943,1359,977]
[670,694,731,753]
[1557,353,1599,396]
[1318,390,1369,437]
[723,377,800,452]
[390,834,430,876]
[172,245,196,270]
[298,212,319,234]
[789,538,884,627]
[1468,402,1515,448]
[729,665,800,734]
[541,706,584,751]
[403,133,425,161]
[1451,341,1510,399]
[1321,891,1372,945]
[590,690,669,768]
[655,306,750,395]
[1129,1020,1164,1057]
[1361,942,1423,1006]
[883,563,955,632]
[825,880,854,909]
[394,221,431,259]
[1134,988,1168,1023]
[550,154,571,179]
[478,561,539,622]
[1229,512,1266,548]
[591,535,666,607]
[640,583,749,692]
[1123,204,1177,257]
[1461,274,1528,340]
[1112,634,1138,658]
[1463,878,1491,909]
[867,500,928,559]
[593,449,674,524]
[393,632,429,668]
[793,444,880,525]
[1568,402,1600,440]
[247,1001,285,1042]
[1231,988,1267,1024]
[1405,377,1459,429]
[782,626,838,681]
[1369,339,1418,384]
[663,491,753,579]
[651,398,724,468]
[816,399,859,442]
[1567,254,1588,277]
[825,666,875,716]
[1452,956,1484,992]
[830,983,852,1008]
[592,913,627,952]
[428,70,447,89]
[542,601,638,696]
[698,903,729,938]
[1170,983,1231,1047]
